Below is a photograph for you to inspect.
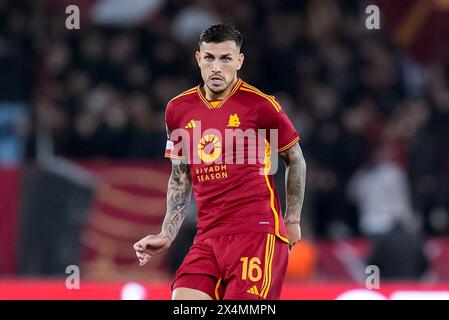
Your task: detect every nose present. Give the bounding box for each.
[212,60,221,73]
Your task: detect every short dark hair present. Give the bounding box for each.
[199,24,243,48]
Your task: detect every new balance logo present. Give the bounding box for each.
[185,119,197,128]
[246,285,260,296]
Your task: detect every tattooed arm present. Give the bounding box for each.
[162,161,193,240]
[133,160,193,266]
[279,142,306,249]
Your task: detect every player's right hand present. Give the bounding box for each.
[133,233,172,266]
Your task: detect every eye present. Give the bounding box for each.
[222,57,231,62]
[205,56,213,61]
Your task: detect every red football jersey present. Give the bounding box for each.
[164,79,300,244]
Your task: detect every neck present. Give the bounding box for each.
[203,77,238,100]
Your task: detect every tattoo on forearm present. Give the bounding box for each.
[280,143,306,223]
[162,162,192,241]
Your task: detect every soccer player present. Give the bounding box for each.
[133,24,306,300]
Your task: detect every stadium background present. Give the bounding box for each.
[1,0,449,299]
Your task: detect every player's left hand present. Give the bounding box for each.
[133,233,172,266]
[285,222,301,251]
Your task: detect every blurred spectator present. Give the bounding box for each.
[0,0,33,165]
[0,102,29,164]
[347,143,418,237]
[171,0,219,47]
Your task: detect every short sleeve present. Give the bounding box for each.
[164,102,187,161]
[260,96,300,153]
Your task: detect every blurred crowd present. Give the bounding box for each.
[1,0,448,241]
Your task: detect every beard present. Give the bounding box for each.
[206,81,228,95]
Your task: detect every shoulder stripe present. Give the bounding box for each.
[169,87,197,103]
[242,82,264,93]
[180,87,197,95]
[242,83,282,110]
[240,87,281,112]
[241,83,282,111]
[242,82,276,99]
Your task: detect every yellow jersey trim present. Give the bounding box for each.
[169,87,197,103]
[264,140,289,244]
[197,78,242,109]
[259,233,275,299]
[215,278,222,300]
[209,101,220,108]
[262,234,275,299]
[240,83,281,112]
[277,136,300,153]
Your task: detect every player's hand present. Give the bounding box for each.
[133,233,172,266]
[285,222,301,252]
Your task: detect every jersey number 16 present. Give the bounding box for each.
[240,257,262,282]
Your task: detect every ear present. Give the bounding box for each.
[236,52,244,71]
[195,51,201,67]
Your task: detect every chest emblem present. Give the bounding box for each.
[227,113,241,128]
